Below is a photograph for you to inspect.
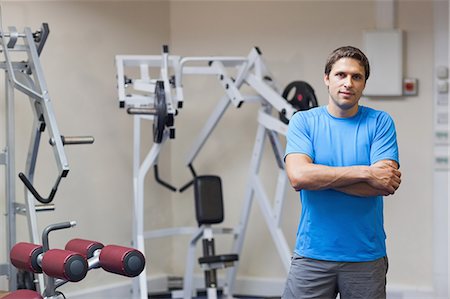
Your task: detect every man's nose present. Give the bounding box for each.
[344,75,353,88]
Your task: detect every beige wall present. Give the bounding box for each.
[0,0,437,295]
[0,0,172,292]
[169,0,435,290]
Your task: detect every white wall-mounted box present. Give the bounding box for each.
[363,30,404,96]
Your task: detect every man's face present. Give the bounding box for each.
[324,57,366,117]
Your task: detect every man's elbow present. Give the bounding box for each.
[288,172,310,191]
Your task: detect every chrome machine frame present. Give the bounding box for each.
[0,23,93,293]
[116,46,296,299]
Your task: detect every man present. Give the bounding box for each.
[282,46,401,299]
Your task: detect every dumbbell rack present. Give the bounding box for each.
[0,23,93,292]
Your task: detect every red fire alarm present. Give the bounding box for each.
[403,78,418,96]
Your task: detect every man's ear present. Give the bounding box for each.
[324,74,330,87]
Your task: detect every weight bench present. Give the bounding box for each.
[193,175,238,299]
[175,175,238,299]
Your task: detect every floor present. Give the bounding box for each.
[148,289,281,299]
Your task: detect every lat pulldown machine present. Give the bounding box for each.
[115,46,317,299]
[0,22,93,292]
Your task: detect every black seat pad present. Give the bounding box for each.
[198,254,239,265]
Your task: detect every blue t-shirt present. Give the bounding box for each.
[285,105,399,262]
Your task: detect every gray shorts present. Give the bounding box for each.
[282,254,388,299]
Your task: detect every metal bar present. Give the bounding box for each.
[132,116,148,299]
[225,119,267,296]
[257,110,288,136]
[131,116,141,299]
[184,95,230,166]
[0,32,27,38]
[5,72,17,290]
[23,27,69,175]
[0,264,9,275]
[0,28,43,101]
[273,170,289,227]
[211,61,245,107]
[252,176,291,271]
[246,73,296,119]
[161,46,176,116]
[0,62,29,70]
[116,56,127,104]
[182,227,205,299]
[24,116,43,241]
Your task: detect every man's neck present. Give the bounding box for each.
[327,103,359,118]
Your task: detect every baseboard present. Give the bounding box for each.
[65,274,435,299]
[386,284,434,299]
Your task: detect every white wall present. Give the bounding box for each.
[0,0,438,297]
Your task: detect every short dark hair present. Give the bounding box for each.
[324,46,370,81]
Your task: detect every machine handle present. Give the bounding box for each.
[49,135,95,146]
[179,163,197,193]
[34,23,49,57]
[42,221,76,252]
[61,135,95,145]
[18,172,61,204]
[126,107,157,115]
[154,165,177,192]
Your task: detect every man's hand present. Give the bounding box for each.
[366,160,401,196]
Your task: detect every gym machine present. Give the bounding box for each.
[0,22,94,292]
[115,46,317,299]
[181,48,316,298]
[4,221,145,299]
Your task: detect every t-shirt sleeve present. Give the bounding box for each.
[370,112,400,167]
[284,112,314,161]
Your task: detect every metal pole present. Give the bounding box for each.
[5,71,17,290]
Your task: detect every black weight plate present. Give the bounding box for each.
[153,81,168,143]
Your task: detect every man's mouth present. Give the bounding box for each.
[339,91,354,96]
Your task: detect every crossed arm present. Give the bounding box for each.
[285,154,401,197]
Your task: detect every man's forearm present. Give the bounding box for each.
[286,155,401,194]
[287,162,371,191]
[334,182,388,197]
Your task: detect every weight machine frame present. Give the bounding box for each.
[0,23,93,293]
[115,46,296,299]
